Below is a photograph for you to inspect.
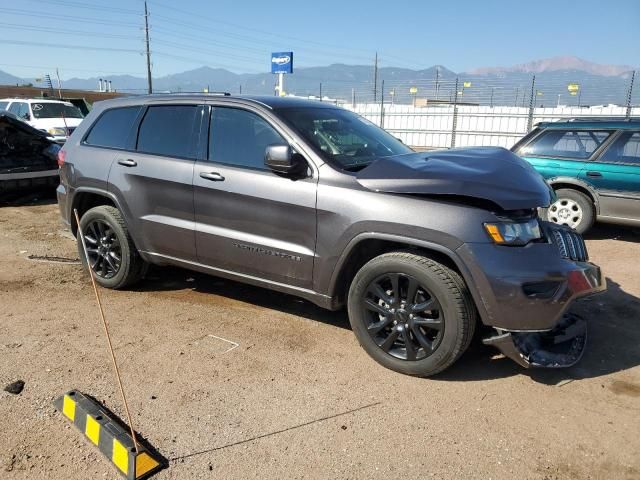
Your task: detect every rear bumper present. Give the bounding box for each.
[457,239,605,332]
[56,183,72,229]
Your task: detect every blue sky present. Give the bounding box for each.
[0,0,638,80]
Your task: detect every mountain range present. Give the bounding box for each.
[1,56,637,106]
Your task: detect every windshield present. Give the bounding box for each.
[31,102,84,119]
[277,107,412,170]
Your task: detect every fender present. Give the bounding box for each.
[70,186,144,254]
[546,176,601,214]
[327,232,489,323]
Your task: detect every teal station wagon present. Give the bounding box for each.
[512,118,640,233]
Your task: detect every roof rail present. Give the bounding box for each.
[150,91,232,96]
[563,116,640,122]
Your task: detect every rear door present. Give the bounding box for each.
[518,129,613,181]
[579,130,640,220]
[108,103,204,261]
[193,105,317,288]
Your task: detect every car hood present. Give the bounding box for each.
[355,147,553,210]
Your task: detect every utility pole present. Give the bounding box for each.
[319,82,322,101]
[435,66,440,100]
[55,68,63,99]
[490,87,494,108]
[144,1,153,94]
[626,70,635,119]
[527,75,536,133]
[373,52,378,103]
[380,79,385,128]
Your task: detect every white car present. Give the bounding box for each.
[0,98,84,143]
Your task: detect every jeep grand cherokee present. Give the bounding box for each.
[56,95,605,376]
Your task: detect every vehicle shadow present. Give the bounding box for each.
[584,223,640,242]
[438,276,640,384]
[137,267,638,385]
[136,266,351,330]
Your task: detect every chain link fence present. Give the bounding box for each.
[322,72,639,150]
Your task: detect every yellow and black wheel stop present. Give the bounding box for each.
[54,390,164,479]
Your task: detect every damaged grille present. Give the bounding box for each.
[551,228,588,262]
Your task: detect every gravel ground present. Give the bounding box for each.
[1,194,639,479]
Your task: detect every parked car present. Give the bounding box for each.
[512,118,640,234]
[56,95,605,376]
[0,98,84,144]
[0,111,60,194]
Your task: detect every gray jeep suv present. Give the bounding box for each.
[57,94,605,376]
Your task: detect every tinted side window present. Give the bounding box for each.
[85,107,141,149]
[522,130,611,159]
[208,107,285,170]
[8,102,21,114]
[136,105,199,158]
[18,103,30,118]
[600,132,640,165]
[0,101,9,110]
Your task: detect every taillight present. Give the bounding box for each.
[57,149,66,168]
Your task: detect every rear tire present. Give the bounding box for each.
[77,206,146,289]
[347,251,476,377]
[543,188,594,234]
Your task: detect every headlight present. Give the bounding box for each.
[484,218,542,246]
[47,127,67,136]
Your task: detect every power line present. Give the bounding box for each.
[0,39,142,54]
[1,8,141,27]
[20,0,140,15]
[0,22,140,40]
[0,63,146,76]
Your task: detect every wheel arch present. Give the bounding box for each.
[70,188,122,236]
[327,233,487,322]
[547,177,600,214]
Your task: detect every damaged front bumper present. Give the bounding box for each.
[457,223,605,369]
[483,313,587,368]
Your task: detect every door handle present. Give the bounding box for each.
[117,159,137,167]
[200,172,225,182]
[586,171,602,178]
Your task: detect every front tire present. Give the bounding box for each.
[347,251,476,377]
[77,205,146,289]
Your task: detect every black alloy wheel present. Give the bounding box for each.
[82,218,122,279]
[361,273,444,361]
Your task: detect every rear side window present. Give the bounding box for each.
[522,130,611,159]
[208,107,285,170]
[85,107,140,149]
[9,102,28,118]
[600,132,640,165]
[136,105,200,158]
[0,101,8,110]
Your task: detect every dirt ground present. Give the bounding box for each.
[1,193,639,480]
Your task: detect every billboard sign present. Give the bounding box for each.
[271,52,293,74]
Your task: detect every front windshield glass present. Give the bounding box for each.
[277,107,412,170]
[31,102,84,119]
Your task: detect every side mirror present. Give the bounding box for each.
[22,113,31,120]
[265,144,306,176]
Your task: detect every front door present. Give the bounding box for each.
[193,105,317,288]
[579,130,640,220]
[108,104,203,261]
